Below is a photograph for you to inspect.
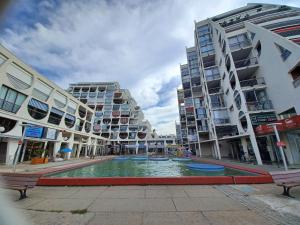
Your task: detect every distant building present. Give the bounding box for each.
[177,3,300,165]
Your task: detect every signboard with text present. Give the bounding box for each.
[25,126,44,138]
[250,113,277,126]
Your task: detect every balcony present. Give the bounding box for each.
[206,74,221,82]
[211,102,226,109]
[214,118,230,125]
[187,121,196,126]
[229,40,251,51]
[208,87,223,94]
[240,77,265,88]
[234,57,258,69]
[203,60,216,68]
[246,100,273,111]
[198,126,209,132]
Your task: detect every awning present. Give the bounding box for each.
[255,115,300,135]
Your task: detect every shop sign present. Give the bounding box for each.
[46,128,57,140]
[250,113,277,126]
[25,126,44,138]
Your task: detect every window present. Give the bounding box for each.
[0,116,17,133]
[48,107,64,125]
[228,33,250,50]
[75,118,84,131]
[78,106,86,118]
[234,91,241,110]
[275,43,291,61]
[28,98,48,120]
[225,55,231,72]
[85,122,91,133]
[0,86,27,113]
[250,32,256,40]
[229,71,236,90]
[255,41,261,57]
[290,64,300,87]
[65,113,75,128]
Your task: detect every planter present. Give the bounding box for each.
[31,157,48,165]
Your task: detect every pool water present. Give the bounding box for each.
[47,158,257,177]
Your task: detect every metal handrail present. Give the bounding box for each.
[234,57,258,68]
[208,87,223,94]
[246,100,273,111]
[229,40,251,50]
[206,74,221,81]
[240,77,265,87]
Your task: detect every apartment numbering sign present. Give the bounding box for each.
[250,113,277,126]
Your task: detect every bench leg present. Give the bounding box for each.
[18,189,27,200]
[282,186,294,198]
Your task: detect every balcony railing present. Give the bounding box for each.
[206,74,220,81]
[203,60,216,68]
[229,40,251,51]
[234,57,258,69]
[211,102,226,109]
[208,87,223,94]
[246,100,273,111]
[198,126,209,132]
[187,121,196,126]
[214,118,230,125]
[240,77,265,87]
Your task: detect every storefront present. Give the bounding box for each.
[255,115,300,165]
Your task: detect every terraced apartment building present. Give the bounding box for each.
[178,3,300,165]
[67,82,172,152]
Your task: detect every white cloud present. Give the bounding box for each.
[2,0,297,134]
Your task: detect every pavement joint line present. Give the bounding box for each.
[171,197,178,211]
[200,211,214,225]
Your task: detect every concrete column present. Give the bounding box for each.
[53,141,62,158]
[241,138,249,160]
[92,145,96,156]
[77,143,82,158]
[66,142,73,160]
[249,133,263,165]
[84,145,88,157]
[215,140,221,160]
[197,142,201,157]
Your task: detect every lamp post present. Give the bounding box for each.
[267,123,288,171]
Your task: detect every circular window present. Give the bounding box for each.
[27,98,49,120]
[84,122,91,133]
[0,117,17,133]
[229,71,236,90]
[64,113,75,128]
[239,111,248,131]
[234,90,241,110]
[225,55,231,72]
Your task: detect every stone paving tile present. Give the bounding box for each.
[89,198,176,212]
[29,189,79,199]
[99,189,145,198]
[107,186,145,190]
[177,212,211,225]
[70,189,107,199]
[142,212,183,225]
[12,197,46,209]
[145,189,187,198]
[146,185,169,190]
[88,212,143,225]
[27,198,93,211]
[203,210,280,225]
[185,188,224,198]
[24,211,95,225]
[173,196,247,211]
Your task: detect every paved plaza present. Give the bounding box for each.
[1,183,300,225]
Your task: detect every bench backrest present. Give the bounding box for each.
[0,173,40,187]
[270,169,300,184]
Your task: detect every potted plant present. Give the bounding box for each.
[31,149,48,164]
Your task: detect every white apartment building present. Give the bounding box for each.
[178,3,300,165]
[67,82,175,154]
[0,44,107,165]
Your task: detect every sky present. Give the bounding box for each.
[0,0,299,134]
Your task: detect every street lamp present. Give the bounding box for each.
[267,123,288,171]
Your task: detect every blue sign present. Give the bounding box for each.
[25,126,44,138]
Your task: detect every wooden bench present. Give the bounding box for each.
[0,173,40,200]
[270,169,300,198]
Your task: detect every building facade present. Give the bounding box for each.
[0,45,107,165]
[67,82,174,154]
[177,3,300,165]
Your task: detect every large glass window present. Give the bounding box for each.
[205,67,220,81]
[234,91,242,110]
[48,107,64,125]
[28,98,49,120]
[0,85,27,113]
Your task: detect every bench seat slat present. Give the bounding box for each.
[271,173,300,179]
[273,177,300,184]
